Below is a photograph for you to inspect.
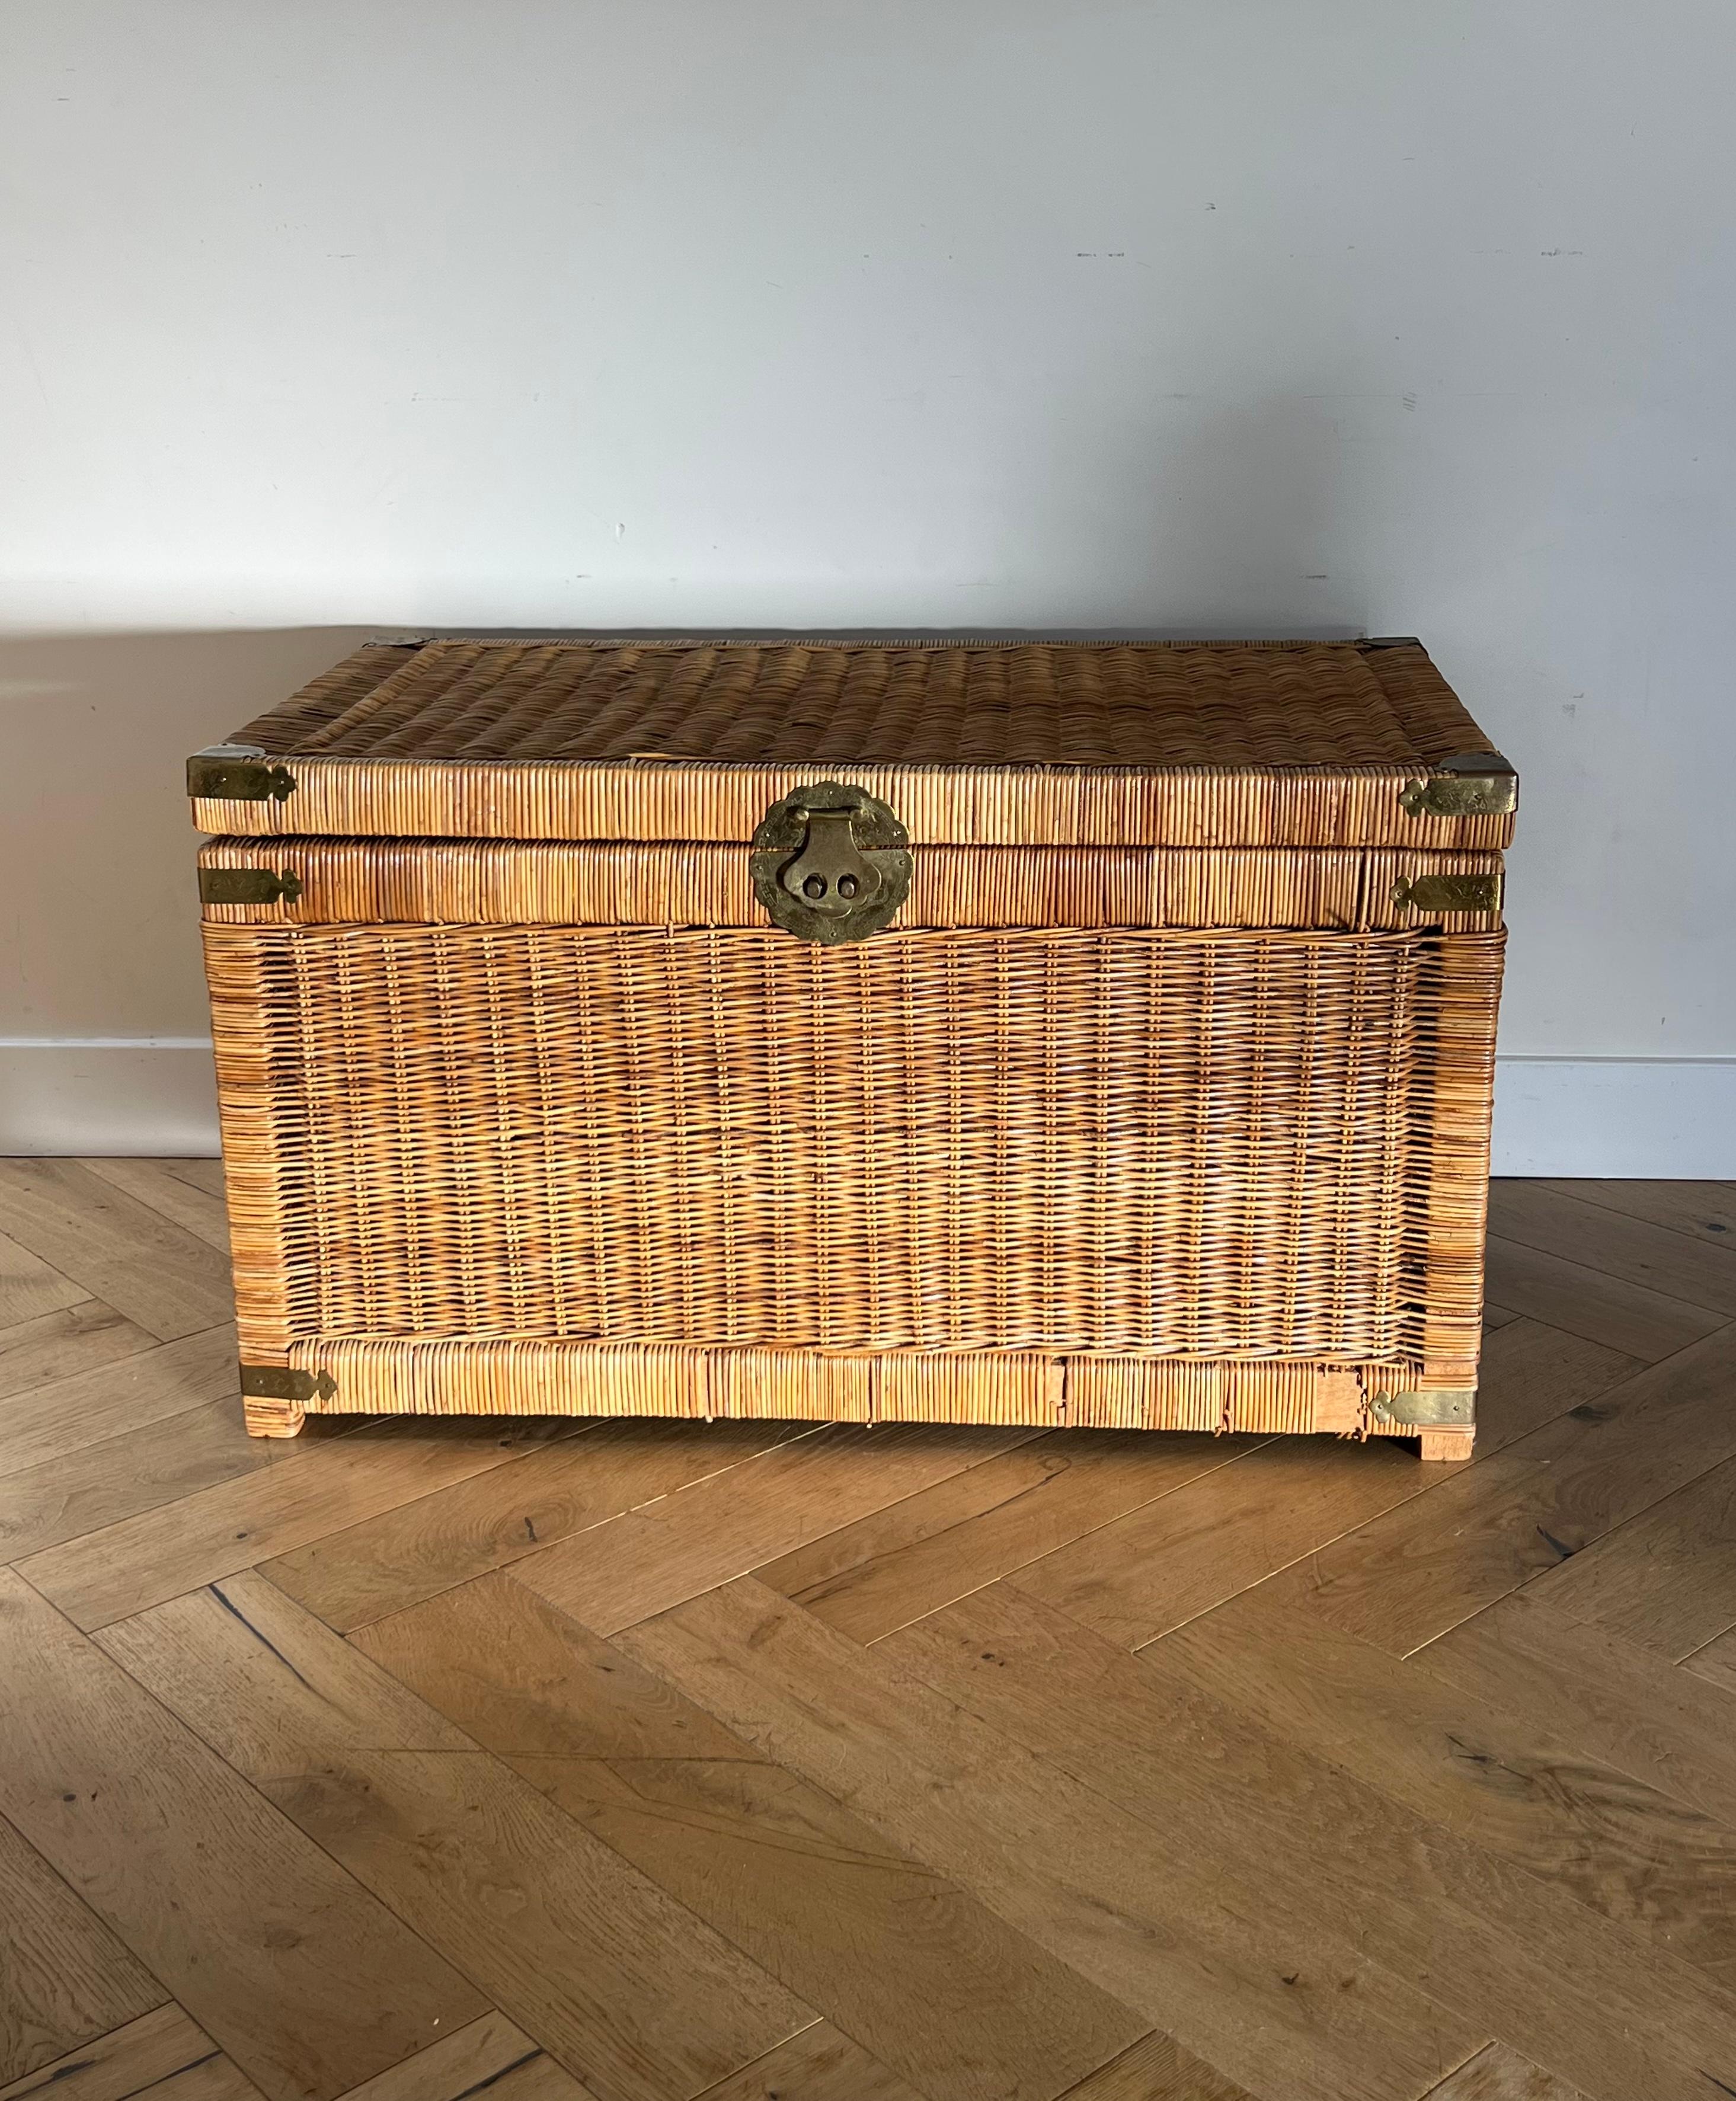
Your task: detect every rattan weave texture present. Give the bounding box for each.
[206,920,1501,1368]
[231,639,1486,768]
[197,838,1504,932]
[196,638,1514,849]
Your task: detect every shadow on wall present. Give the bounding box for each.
[0,520,1367,1151]
[1,627,378,1152]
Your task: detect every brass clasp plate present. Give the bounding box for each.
[750,783,913,944]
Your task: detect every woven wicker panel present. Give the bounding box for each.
[206,922,1502,1369]
[196,639,1514,849]
[267,1336,1399,1437]
[231,639,1484,768]
[193,757,1515,850]
[198,839,1504,932]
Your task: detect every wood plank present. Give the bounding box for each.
[519,1755,1143,2101]
[333,2012,599,2101]
[0,1569,484,2101]
[351,1572,760,1760]
[0,1395,274,1563]
[690,2025,920,2101]
[1422,2042,1591,2099]
[1421,1592,1736,1830]
[1483,1236,1721,1361]
[99,1572,811,2101]
[1154,1584,1736,1991]
[0,1162,232,1342]
[0,1227,85,1329]
[619,1578,1485,2101]
[1521,1453,1736,1659]
[876,1581,1736,2101]
[756,1431,1262,1646]
[1235,1323,1736,1658]
[0,1815,165,2086]
[0,2004,266,2101]
[1057,2030,1259,2099]
[160,1158,228,1200]
[1684,1625,1736,1698]
[1482,1303,1521,1329]
[18,1413,584,1629]
[1005,1434,1425,1652]
[1538,1179,1736,1249]
[1008,1320,1636,1649]
[356,1574,1146,2099]
[1488,1181,1736,1316]
[0,1302,155,1406]
[0,1325,238,1480]
[84,1160,231,1255]
[265,1417,814,1633]
[514,1422,1043,1637]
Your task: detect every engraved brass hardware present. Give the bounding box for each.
[1398,753,1518,820]
[1369,1387,1475,1429]
[199,867,305,906]
[239,1364,337,1404]
[750,783,913,944]
[1390,872,1502,915]
[187,745,298,802]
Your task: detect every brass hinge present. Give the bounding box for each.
[1369,1386,1475,1429]
[1390,872,1502,914]
[239,1364,337,1404]
[1398,753,1518,820]
[199,867,304,906]
[187,745,298,803]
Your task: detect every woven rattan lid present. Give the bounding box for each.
[188,637,1516,848]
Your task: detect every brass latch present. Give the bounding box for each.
[1398,753,1518,820]
[187,745,298,802]
[199,867,305,906]
[1369,1387,1475,1428]
[239,1364,337,1404]
[1390,872,1502,915]
[750,783,913,943]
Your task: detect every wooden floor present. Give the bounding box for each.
[2,1165,1736,2101]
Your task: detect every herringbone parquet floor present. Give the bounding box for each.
[3,1160,1735,2101]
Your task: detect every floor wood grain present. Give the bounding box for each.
[0,1570,484,2101]
[0,1817,165,2088]
[0,1162,232,1342]
[98,1572,812,2101]
[0,2004,264,2101]
[1,1173,1733,2101]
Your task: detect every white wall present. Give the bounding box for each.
[2,2,1733,1166]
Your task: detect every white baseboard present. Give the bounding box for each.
[2,1042,1732,1177]
[0,1042,220,1156]
[1489,1056,1736,1178]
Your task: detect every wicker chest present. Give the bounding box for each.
[189,637,1514,1459]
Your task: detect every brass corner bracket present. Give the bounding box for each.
[199,867,305,906]
[240,1364,337,1405]
[188,745,298,803]
[1398,753,1518,820]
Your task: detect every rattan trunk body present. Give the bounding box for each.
[189,638,1514,1459]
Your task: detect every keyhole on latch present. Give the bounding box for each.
[781,809,881,917]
